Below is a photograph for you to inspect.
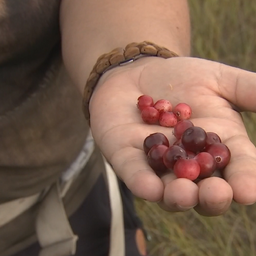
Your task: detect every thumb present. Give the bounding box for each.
[218,64,256,112]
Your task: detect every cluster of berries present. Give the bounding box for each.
[137,95,192,127]
[138,95,231,181]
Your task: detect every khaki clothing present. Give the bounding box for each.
[0,0,89,203]
[0,0,94,254]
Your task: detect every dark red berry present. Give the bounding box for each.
[181,126,207,153]
[194,152,216,178]
[147,144,169,176]
[186,150,196,159]
[205,132,222,148]
[163,145,187,169]
[173,139,185,148]
[206,143,231,170]
[143,132,169,154]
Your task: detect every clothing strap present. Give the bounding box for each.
[0,193,41,228]
[36,157,125,256]
[36,137,97,256]
[36,183,78,256]
[104,158,125,256]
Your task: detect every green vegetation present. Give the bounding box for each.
[135,1,256,255]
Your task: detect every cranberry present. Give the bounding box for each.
[137,95,154,111]
[206,143,231,170]
[163,145,187,169]
[138,96,232,181]
[154,99,172,113]
[181,126,207,153]
[159,111,178,127]
[173,120,194,139]
[173,139,184,148]
[173,103,192,120]
[186,150,196,159]
[205,132,222,148]
[173,158,200,180]
[147,144,169,176]
[194,152,216,178]
[143,132,169,154]
[141,106,159,124]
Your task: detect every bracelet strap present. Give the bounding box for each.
[82,41,179,122]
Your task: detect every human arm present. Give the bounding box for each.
[60,0,191,92]
[59,0,256,216]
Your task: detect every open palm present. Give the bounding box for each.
[89,56,256,216]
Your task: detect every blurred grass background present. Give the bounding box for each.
[135,1,256,255]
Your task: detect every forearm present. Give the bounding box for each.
[60,0,191,93]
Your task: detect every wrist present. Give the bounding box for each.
[82,41,179,123]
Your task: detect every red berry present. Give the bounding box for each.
[159,111,178,127]
[206,143,231,170]
[205,132,222,148]
[194,152,216,178]
[143,132,169,154]
[173,139,185,148]
[181,126,207,153]
[186,150,196,159]
[141,106,159,124]
[173,103,192,120]
[137,95,154,111]
[147,144,169,176]
[154,99,172,113]
[163,145,187,169]
[173,120,194,139]
[173,158,200,180]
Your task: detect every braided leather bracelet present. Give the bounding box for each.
[82,41,179,122]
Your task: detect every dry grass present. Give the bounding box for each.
[135,1,256,255]
[136,200,256,256]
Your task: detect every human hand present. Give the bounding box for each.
[88,56,256,216]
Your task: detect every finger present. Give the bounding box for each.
[110,147,164,202]
[218,64,256,112]
[194,177,233,216]
[159,173,199,212]
[96,123,175,202]
[223,135,256,205]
